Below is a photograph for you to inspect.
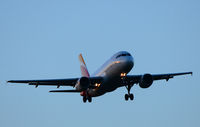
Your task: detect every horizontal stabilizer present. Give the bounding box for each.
[49,90,81,93]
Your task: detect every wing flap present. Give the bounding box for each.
[8,78,78,86]
[49,90,81,92]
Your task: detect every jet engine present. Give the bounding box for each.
[75,77,90,91]
[139,74,153,88]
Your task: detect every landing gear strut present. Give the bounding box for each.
[125,85,134,101]
[83,96,92,103]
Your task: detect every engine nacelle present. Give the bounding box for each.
[139,73,153,88]
[75,77,90,91]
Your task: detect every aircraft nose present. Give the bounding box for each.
[125,55,134,65]
[126,59,134,68]
[120,57,134,72]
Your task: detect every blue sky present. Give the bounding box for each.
[0,0,199,127]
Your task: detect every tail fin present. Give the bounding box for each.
[79,54,90,77]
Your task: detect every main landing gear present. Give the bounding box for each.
[83,96,92,103]
[125,85,134,101]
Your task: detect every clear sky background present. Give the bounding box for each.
[0,0,199,127]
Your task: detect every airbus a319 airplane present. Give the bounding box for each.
[8,51,192,103]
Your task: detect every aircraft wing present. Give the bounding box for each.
[125,72,192,85]
[149,72,193,81]
[7,77,103,87]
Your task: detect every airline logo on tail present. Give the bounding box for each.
[79,54,90,77]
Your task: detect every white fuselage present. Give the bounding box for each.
[88,51,134,97]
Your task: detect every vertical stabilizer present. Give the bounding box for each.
[79,54,90,77]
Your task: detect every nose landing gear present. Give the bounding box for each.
[125,85,134,101]
[125,93,134,101]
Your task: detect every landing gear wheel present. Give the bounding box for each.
[83,96,87,103]
[125,94,129,101]
[129,94,134,100]
[124,85,134,101]
[88,96,92,103]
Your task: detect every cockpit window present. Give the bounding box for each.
[127,53,131,56]
[116,53,131,58]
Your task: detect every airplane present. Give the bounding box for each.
[8,51,192,103]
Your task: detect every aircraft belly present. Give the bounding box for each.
[88,79,120,97]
